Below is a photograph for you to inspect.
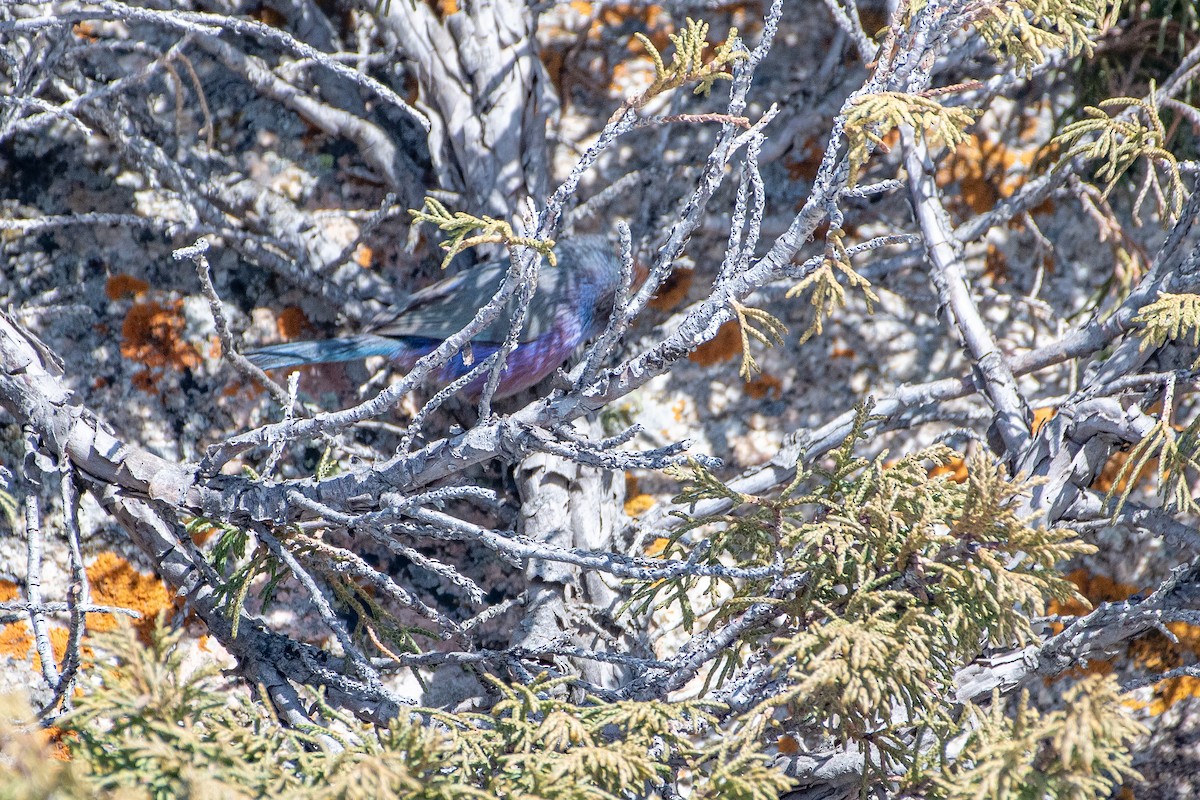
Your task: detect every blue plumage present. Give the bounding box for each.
[247,236,621,398]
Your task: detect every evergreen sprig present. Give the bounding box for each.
[187,515,283,639]
[634,405,1096,782]
[5,620,788,799]
[787,226,879,344]
[972,0,1117,72]
[730,300,787,380]
[1133,292,1200,362]
[1051,91,1186,220]
[931,677,1145,800]
[408,197,557,269]
[1105,412,1200,517]
[631,18,747,109]
[0,484,18,533]
[842,92,978,185]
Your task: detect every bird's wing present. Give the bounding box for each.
[372,258,563,344]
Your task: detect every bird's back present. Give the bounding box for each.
[372,236,617,345]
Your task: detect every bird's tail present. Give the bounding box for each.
[246,334,404,370]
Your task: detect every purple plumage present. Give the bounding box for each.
[247,236,621,399]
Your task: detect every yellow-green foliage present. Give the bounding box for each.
[188,515,286,640]
[0,486,17,533]
[1104,412,1200,518]
[787,226,879,345]
[408,197,557,270]
[1099,296,1200,515]
[0,694,91,799]
[1052,92,1186,219]
[0,410,1148,799]
[972,0,1117,71]
[1,419,1148,800]
[631,18,746,107]
[729,300,787,380]
[638,405,1098,781]
[0,620,790,800]
[1134,292,1200,358]
[842,92,978,186]
[930,677,1146,800]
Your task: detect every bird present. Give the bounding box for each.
[246,236,622,399]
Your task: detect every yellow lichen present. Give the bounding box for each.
[624,494,656,517]
[644,538,670,557]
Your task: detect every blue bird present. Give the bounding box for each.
[247,236,622,399]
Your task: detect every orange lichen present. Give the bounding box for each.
[31,627,70,674]
[41,725,74,761]
[1046,571,1128,634]
[940,138,1008,213]
[688,320,741,366]
[1091,448,1158,496]
[983,242,1008,284]
[72,21,98,41]
[188,520,221,547]
[353,244,374,268]
[1031,406,1056,435]
[1128,625,1200,715]
[1127,619,1200,714]
[744,372,782,400]
[880,128,901,152]
[1046,568,1200,714]
[120,299,202,392]
[612,4,671,54]
[1040,570,1139,684]
[929,456,969,483]
[105,274,149,300]
[0,580,17,602]
[542,1,677,104]
[776,735,801,755]
[937,133,1038,215]
[1148,677,1200,715]
[785,140,824,182]
[275,306,314,340]
[131,370,158,393]
[0,620,32,661]
[86,551,174,642]
[0,625,76,682]
[1068,568,1138,604]
[252,5,286,26]
[624,494,656,517]
[222,379,265,401]
[649,268,694,312]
